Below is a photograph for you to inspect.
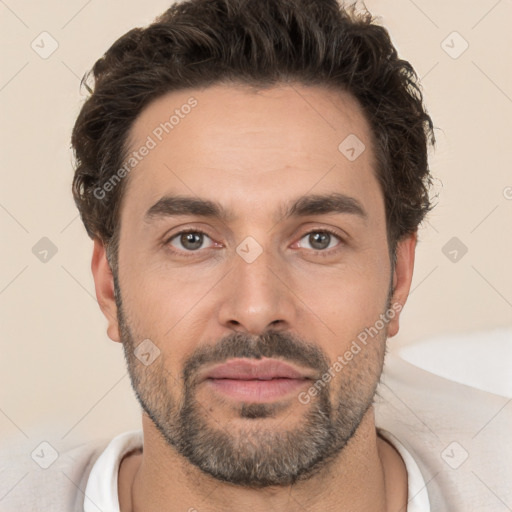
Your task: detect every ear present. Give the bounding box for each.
[387,232,417,338]
[91,238,121,343]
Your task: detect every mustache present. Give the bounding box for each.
[182,329,330,386]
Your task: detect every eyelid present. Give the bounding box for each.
[164,228,218,252]
[294,227,345,253]
[164,225,346,259]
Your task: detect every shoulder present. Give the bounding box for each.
[375,353,511,511]
[0,435,110,512]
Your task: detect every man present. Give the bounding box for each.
[1,0,509,511]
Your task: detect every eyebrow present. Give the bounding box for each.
[143,192,367,225]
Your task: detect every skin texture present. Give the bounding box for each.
[91,84,416,511]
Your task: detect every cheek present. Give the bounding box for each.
[296,258,389,322]
[290,259,390,362]
[118,270,220,384]
[120,254,216,325]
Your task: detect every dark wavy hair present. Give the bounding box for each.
[71,0,435,272]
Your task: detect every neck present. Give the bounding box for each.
[119,407,408,512]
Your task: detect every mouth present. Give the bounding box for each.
[201,357,314,403]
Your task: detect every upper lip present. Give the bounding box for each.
[202,358,315,381]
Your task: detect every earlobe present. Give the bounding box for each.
[91,238,121,343]
[387,232,417,338]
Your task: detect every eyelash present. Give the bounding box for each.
[301,228,344,258]
[164,227,344,258]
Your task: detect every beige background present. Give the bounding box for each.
[1,0,511,451]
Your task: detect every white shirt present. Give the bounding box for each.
[83,428,430,511]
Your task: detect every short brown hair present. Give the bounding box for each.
[71,0,435,270]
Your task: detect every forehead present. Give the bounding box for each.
[119,83,382,225]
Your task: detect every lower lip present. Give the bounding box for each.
[205,378,310,402]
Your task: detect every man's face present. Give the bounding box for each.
[109,84,397,486]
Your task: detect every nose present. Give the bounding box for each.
[217,243,297,336]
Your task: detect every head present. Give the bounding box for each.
[73,0,434,487]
